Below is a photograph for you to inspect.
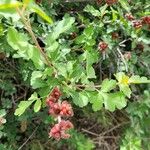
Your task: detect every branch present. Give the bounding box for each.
[16,7,54,68]
[18,126,39,150]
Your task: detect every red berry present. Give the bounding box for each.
[49,120,73,140]
[50,87,61,99]
[125,13,135,21]
[49,103,61,116]
[142,16,150,25]
[98,42,108,51]
[132,20,142,29]
[59,120,74,130]
[60,101,74,117]
[49,124,61,140]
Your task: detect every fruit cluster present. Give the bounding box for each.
[46,87,73,140]
[49,120,73,140]
[125,13,150,29]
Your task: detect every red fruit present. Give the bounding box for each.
[132,20,142,29]
[49,120,73,140]
[98,42,108,51]
[125,13,135,21]
[49,103,61,116]
[50,87,62,100]
[46,96,57,106]
[60,101,74,117]
[105,0,118,5]
[142,16,150,25]
[59,120,74,130]
[49,124,61,140]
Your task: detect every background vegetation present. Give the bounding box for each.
[0,0,150,149]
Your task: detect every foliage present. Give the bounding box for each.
[0,0,150,149]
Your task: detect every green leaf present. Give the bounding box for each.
[119,85,132,98]
[100,4,108,17]
[51,15,75,40]
[30,3,53,24]
[7,27,44,68]
[119,0,130,12]
[15,92,38,116]
[0,109,6,117]
[102,92,127,112]
[86,50,98,79]
[23,0,30,5]
[101,79,117,93]
[71,91,89,107]
[7,27,28,51]
[27,46,44,69]
[129,75,150,84]
[84,5,100,17]
[15,100,34,116]
[0,1,22,10]
[28,92,38,101]
[34,99,42,112]
[31,71,47,89]
[89,92,103,111]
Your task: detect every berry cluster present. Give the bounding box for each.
[49,120,73,140]
[125,13,150,30]
[46,87,73,140]
[98,41,108,52]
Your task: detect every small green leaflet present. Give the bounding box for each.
[15,92,38,116]
[71,91,89,107]
[7,27,44,69]
[30,4,53,24]
[129,75,150,84]
[31,71,47,89]
[101,79,117,93]
[102,92,127,112]
[84,5,100,17]
[14,100,34,116]
[34,99,42,113]
[88,92,103,111]
[0,109,6,117]
[118,0,130,12]
[47,16,75,41]
[0,1,22,10]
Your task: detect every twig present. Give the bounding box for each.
[16,7,54,68]
[76,84,101,88]
[99,121,130,136]
[117,48,128,72]
[82,128,99,136]
[18,126,39,150]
